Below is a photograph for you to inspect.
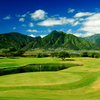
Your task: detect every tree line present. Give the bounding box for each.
[0,48,99,59]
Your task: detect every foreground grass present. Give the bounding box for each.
[0,57,100,100]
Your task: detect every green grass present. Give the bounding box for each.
[0,57,61,68]
[0,57,100,100]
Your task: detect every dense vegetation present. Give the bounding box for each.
[84,34,100,45]
[24,30,99,50]
[0,32,41,49]
[0,31,100,51]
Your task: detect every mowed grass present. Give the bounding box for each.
[0,57,60,68]
[0,57,100,100]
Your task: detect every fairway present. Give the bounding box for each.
[0,57,100,100]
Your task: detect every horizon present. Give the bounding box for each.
[0,0,100,37]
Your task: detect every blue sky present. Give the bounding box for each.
[0,0,100,37]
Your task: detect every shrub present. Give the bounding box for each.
[50,52,58,57]
[58,51,70,60]
[70,53,80,57]
[80,51,89,57]
[88,52,99,58]
[36,53,49,58]
[94,54,100,58]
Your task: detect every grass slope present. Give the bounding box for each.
[0,57,100,100]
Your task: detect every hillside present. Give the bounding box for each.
[0,32,41,49]
[84,34,100,45]
[24,30,99,50]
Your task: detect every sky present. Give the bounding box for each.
[0,0,100,37]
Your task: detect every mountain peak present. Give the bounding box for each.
[23,30,99,50]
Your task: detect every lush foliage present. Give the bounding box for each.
[84,34,100,45]
[23,30,99,50]
[58,51,70,60]
[80,51,100,58]
[0,48,25,57]
[0,32,41,49]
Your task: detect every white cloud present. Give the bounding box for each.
[78,13,100,36]
[40,35,46,38]
[73,21,80,26]
[27,29,39,32]
[74,12,94,17]
[31,9,47,20]
[29,34,36,37]
[67,29,73,33]
[37,18,60,26]
[37,17,75,26]
[16,12,29,17]
[68,8,75,13]
[13,27,16,30]
[22,24,27,27]
[19,18,25,22]
[73,33,85,37]
[79,13,100,35]
[3,15,11,20]
[79,18,85,21]
[47,29,52,33]
[16,14,26,17]
[29,22,34,27]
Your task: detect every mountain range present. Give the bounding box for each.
[0,32,41,50]
[84,34,100,45]
[0,31,100,50]
[23,30,99,50]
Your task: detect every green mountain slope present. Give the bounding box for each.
[84,34,100,45]
[0,32,41,49]
[24,31,99,50]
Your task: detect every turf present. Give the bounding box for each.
[0,57,100,100]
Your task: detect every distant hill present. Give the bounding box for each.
[0,32,41,49]
[23,30,99,50]
[84,34,100,45]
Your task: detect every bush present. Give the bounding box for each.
[50,52,58,57]
[70,53,80,57]
[94,54,100,58]
[80,52,89,57]
[58,51,70,60]
[36,53,49,58]
[87,52,99,58]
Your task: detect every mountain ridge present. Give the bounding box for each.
[23,31,99,50]
[0,31,100,50]
[84,34,100,45]
[0,32,41,49]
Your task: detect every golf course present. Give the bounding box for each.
[0,57,100,100]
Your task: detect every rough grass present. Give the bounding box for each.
[0,57,100,100]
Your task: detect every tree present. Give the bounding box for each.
[50,52,58,57]
[15,49,25,56]
[1,49,10,57]
[94,54,99,58]
[58,51,70,60]
[80,51,88,57]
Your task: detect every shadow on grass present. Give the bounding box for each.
[8,57,19,59]
[65,59,75,61]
